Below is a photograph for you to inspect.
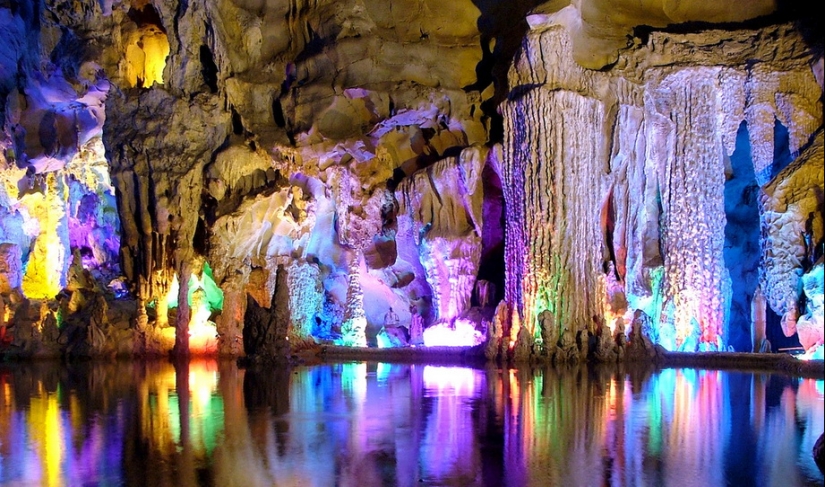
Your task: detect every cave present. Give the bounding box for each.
[723,121,763,352]
[0,2,822,362]
[0,0,822,361]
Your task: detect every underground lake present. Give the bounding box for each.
[0,359,822,487]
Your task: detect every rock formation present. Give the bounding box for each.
[501,8,822,356]
[0,0,821,361]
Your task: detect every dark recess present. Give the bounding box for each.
[199,45,218,93]
[467,0,547,145]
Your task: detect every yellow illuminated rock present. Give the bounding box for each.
[20,174,68,300]
[125,25,169,88]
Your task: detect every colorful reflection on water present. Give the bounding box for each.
[0,360,822,486]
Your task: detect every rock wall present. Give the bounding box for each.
[502,9,823,354]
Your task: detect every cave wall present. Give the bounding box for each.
[501,9,823,353]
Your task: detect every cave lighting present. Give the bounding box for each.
[188,289,218,355]
[795,344,824,361]
[161,263,223,353]
[125,25,169,88]
[422,366,483,397]
[421,366,483,481]
[20,178,68,300]
[164,262,224,311]
[186,361,223,456]
[375,330,395,349]
[147,362,223,458]
[338,316,368,347]
[422,319,485,347]
[28,387,63,487]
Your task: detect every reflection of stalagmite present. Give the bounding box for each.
[213,364,275,487]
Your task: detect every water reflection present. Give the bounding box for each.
[0,361,822,486]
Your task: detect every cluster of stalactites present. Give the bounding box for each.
[501,18,822,353]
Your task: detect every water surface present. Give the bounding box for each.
[0,360,822,486]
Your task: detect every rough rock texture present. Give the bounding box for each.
[531,0,777,69]
[502,10,822,353]
[242,264,291,361]
[797,260,824,353]
[815,432,825,475]
[760,130,824,340]
[395,145,487,324]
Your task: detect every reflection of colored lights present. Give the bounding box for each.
[375,362,393,383]
[1,363,823,485]
[29,390,62,487]
[508,369,520,417]
[422,320,484,347]
[422,366,482,396]
[340,362,367,401]
[147,362,225,458]
[189,362,219,407]
[421,366,483,482]
[188,362,224,457]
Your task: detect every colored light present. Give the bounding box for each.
[125,25,168,88]
[422,319,484,347]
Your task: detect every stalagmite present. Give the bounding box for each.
[751,286,769,353]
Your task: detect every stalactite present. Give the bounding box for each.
[395,146,487,324]
[653,70,728,351]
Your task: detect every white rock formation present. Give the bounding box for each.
[395,145,487,324]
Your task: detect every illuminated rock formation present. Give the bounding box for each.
[537,0,776,70]
[0,0,821,360]
[502,10,822,353]
[395,145,487,325]
[760,130,824,353]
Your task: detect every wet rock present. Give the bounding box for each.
[377,325,409,348]
[242,264,291,362]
